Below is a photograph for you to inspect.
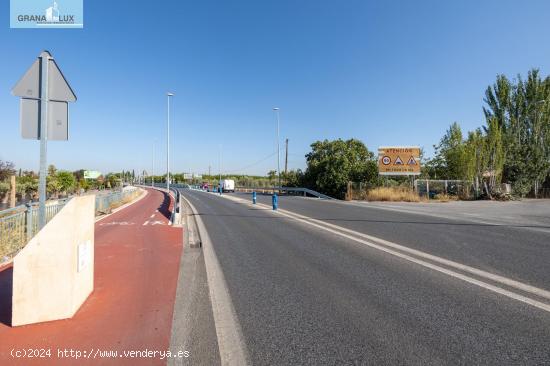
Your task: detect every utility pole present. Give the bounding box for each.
[208,165,211,177]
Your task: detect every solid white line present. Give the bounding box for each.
[216,193,550,312]
[180,192,250,365]
[274,206,550,302]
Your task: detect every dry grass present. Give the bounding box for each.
[433,193,458,202]
[366,187,421,202]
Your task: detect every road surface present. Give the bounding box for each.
[180,189,550,365]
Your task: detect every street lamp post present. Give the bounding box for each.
[151,140,155,187]
[166,92,174,193]
[273,107,281,191]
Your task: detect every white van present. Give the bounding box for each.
[220,179,235,193]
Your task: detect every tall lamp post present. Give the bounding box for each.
[151,140,155,187]
[273,107,281,191]
[166,92,174,193]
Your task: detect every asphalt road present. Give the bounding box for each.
[228,192,550,291]
[180,189,550,365]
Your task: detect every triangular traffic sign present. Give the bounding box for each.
[12,59,40,99]
[407,156,417,165]
[48,59,77,102]
[11,51,77,102]
[394,156,404,165]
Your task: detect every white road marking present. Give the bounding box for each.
[150,214,155,218]
[181,193,250,366]
[143,220,149,226]
[99,221,135,226]
[217,192,550,313]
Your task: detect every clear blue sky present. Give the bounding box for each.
[1,0,550,176]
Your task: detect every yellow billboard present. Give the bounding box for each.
[378,146,421,175]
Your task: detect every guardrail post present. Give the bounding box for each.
[26,203,33,241]
[272,193,278,210]
[252,191,257,204]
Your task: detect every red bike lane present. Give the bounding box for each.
[0,188,183,365]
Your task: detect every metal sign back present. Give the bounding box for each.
[12,59,41,99]
[20,99,68,140]
[20,98,40,139]
[48,59,77,102]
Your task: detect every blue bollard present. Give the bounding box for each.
[252,191,257,204]
[219,184,222,195]
[272,193,278,210]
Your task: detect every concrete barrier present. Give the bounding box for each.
[11,195,95,326]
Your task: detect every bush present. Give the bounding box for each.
[0,181,9,196]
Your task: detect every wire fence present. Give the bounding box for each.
[0,187,140,262]
[414,179,472,199]
[346,180,474,200]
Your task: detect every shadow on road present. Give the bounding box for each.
[0,266,13,327]
[156,191,173,221]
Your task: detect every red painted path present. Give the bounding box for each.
[0,188,183,365]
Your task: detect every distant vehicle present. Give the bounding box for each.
[201,182,209,190]
[220,179,235,193]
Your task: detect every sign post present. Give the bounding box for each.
[38,52,49,229]
[12,50,77,229]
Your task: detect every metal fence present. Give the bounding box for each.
[0,187,139,261]
[94,187,139,215]
[0,198,70,260]
[415,179,472,198]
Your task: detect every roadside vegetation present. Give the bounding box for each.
[0,161,141,206]
[2,71,548,203]
[279,69,550,200]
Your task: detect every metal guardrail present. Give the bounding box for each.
[175,183,333,199]
[235,186,333,199]
[0,187,139,261]
[0,198,70,260]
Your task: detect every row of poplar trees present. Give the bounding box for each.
[425,69,550,197]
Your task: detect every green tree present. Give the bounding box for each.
[304,138,377,199]
[484,69,550,196]
[281,169,304,187]
[0,160,16,181]
[267,170,277,181]
[48,164,57,176]
[56,171,76,194]
[47,174,61,197]
[431,122,467,180]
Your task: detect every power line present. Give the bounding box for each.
[223,151,277,174]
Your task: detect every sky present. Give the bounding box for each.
[1,0,550,176]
